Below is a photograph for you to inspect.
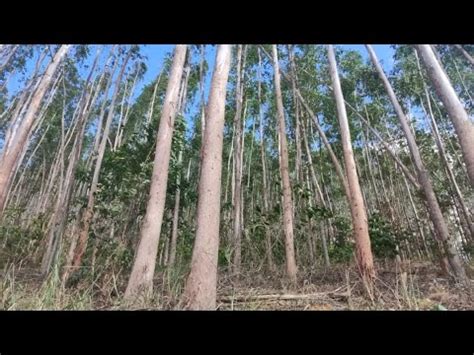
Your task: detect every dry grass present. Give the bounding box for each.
[1,260,473,310]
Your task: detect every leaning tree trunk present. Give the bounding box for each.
[64,47,132,281]
[41,46,106,276]
[328,45,375,284]
[168,59,192,268]
[454,45,474,66]
[414,45,474,187]
[0,45,70,216]
[124,45,187,302]
[181,45,232,310]
[259,46,351,206]
[272,45,298,285]
[367,44,467,283]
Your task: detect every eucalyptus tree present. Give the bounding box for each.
[271,45,298,284]
[124,45,187,301]
[64,46,135,280]
[328,45,375,282]
[182,45,232,310]
[0,45,70,215]
[414,45,474,186]
[367,45,467,282]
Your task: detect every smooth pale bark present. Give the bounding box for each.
[124,45,187,301]
[328,45,375,282]
[272,45,298,284]
[414,45,474,186]
[181,45,232,310]
[367,45,467,282]
[0,45,70,215]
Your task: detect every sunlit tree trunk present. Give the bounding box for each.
[41,47,106,276]
[181,45,232,310]
[328,45,375,283]
[257,48,275,272]
[415,45,474,186]
[272,45,298,284]
[0,45,70,215]
[123,45,187,301]
[368,44,467,282]
[232,45,247,275]
[65,47,133,280]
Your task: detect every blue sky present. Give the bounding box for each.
[0,45,396,150]
[5,45,395,102]
[137,45,394,100]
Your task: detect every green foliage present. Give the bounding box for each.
[0,210,46,266]
[368,213,399,259]
[328,216,353,263]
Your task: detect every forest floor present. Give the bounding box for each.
[1,260,474,310]
[214,261,474,310]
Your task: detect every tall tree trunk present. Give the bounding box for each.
[301,116,330,266]
[65,47,133,280]
[328,45,375,283]
[168,151,182,268]
[415,45,474,186]
[259,46,351,205]
[343,100,421,191]
[288,45,303,184]
[146,68,163,125]
[114,65,140,149]
[181,45,232,310]
[257,48,275,272]
[0,45,70,215]
[168,59,192,268]
[124,45,187,301]
[232,45,246,275]
[272,45,298,284]
[41,46,106,276]
[418,86,474,239]
[367,45,467,282]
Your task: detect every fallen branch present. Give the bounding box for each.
[218,291,349,303]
